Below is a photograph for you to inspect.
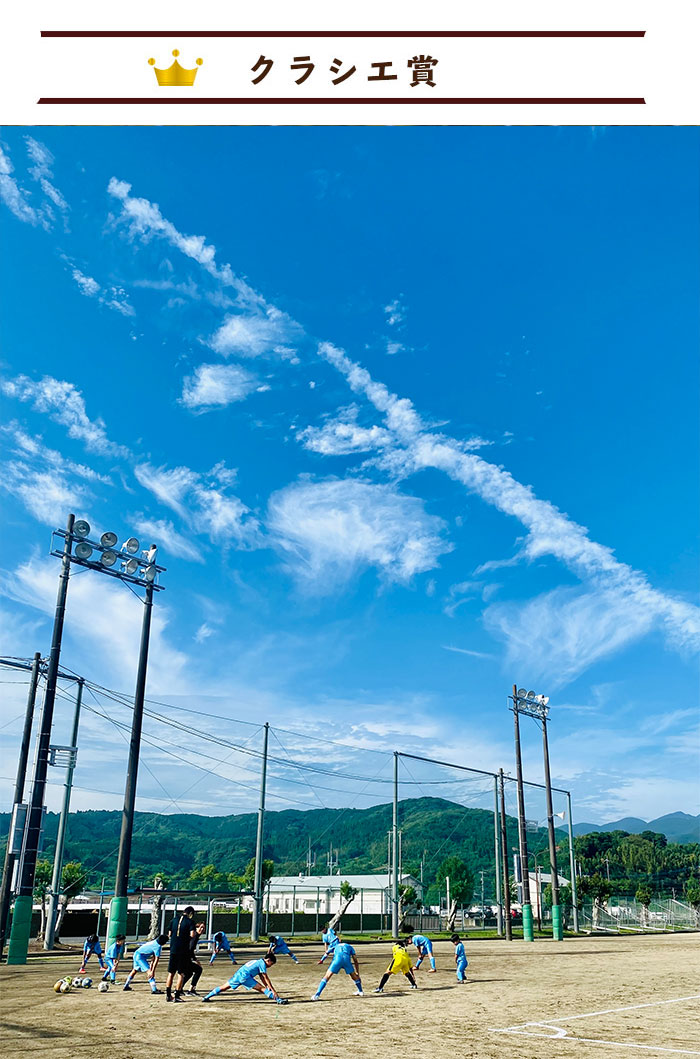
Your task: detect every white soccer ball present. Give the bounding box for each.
[60,980,72,993]
[83,978,93,989]
[72,978,83,988]
[98,981,109,992]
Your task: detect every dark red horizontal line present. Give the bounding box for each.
[38,97,646,105]
[40,29,646,38]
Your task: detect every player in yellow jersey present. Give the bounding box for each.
[373,939,418,993]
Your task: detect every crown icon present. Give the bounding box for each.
[148,49,203,87]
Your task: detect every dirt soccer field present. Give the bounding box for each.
[1,934,699,1059]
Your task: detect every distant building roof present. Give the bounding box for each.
[268,874,419,890]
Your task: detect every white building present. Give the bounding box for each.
[242,873,422,916]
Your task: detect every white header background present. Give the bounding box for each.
[0,0,697,126]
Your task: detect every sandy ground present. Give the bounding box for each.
[1,934,699,1059]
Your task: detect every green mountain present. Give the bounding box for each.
[0,797,525,890]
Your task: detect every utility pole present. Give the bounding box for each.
[45,678,84,949]
[511,685,534,941]
[0,653,42,960]
[107,580,154,946]
[499,769,512,941]
[251,722,269,943]
[566,792,579,932]
[493,776,503,936]
[8,515,75,965]
[391,751,399,939]
[541,711,562,940]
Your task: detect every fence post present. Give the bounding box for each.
[291,886,295,938]
[135,891,143,942]
[236,903,240,938]
[316,887,320,934]
[206,896,213,944]
[96,878,105,939]
[360,888,364,934]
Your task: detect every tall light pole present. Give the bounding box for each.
[251,723,269,943]
[8,517,75,964]
[5,515,164,959]
[0,653,42,961]
[44,678,84,949]
[392,752,399,939]
[511,686,563,941]
[498,769,512,941]
[510,685,534,942]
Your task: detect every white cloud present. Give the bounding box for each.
[267,478,452,592]
[1,557,189,693]
[181,363,259,410]
[386,341,404,356]
[25,136,69,219]
[319,341,700,661]
[195,623,214,643]
[1,374,129,458]
[132,516,204,563]
[107,176,265,310]
[0,144,50,229]
[134,462,259,547]
[300,405,392,456]
[208,308,302,359]
[71,268,100,297]
[1,424,111,527]
[441,644,496,661]
[484,583,656,685]
[384,298,405,327]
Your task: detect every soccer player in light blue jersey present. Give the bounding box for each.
[123,934,169,993]
[311,941,364,1000]
[202,953,287,1004]
[102,935,126,983]
[209,929,237,965]
[79,934,106,974]
[268,934,299,963]
[450,933,468,982]
[318,923,339,964]
[407,933,436,972]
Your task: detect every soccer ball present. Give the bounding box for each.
[98,981,109,992]
[83,978,93,989]
[72,978,83,988]
[53,980,64,993]
[60,980,72,993]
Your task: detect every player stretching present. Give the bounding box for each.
[311,941,364,1000]
[451,933,468,982]
[407,932,436,972]
[79,933,106,974]
[268,934,300,963]
[374,940,418,993]
[202,953,288,1004]
[102,934,126,983]
[122,934,169,994]
[209,929,237,965]
[318,922,339,964]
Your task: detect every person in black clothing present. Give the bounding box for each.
[165,905,196,1002]
[182,921,206,995]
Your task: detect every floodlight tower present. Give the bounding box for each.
[510,686,563,941]
[510,685,535,942]
[5,514,165,963]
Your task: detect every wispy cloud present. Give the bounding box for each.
[0,144,51,229]
[25,136,69,224]
[135,462,259,547]
[1,374,130,459]
[131,515,205,563]
[318,341,700,661]
[442,644,496,660]
[300,405,392,456]
[181,363,260,410]
[384,297,406,327]
[208,308,302,359]
[267,477,452,592]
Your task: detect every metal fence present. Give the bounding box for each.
[579,897,699,933]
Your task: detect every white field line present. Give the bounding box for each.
[490,994,700,1054]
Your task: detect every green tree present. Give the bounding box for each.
[328,880,359,931]
[242,857,274,891]
[635,883,653,927]
[579,873,611,929]
[683,878,700,928]
[436,856,474,932]
[148,873,168,940]
[398,884,420,931]
[33,860,54,939]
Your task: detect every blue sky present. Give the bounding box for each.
[1,126,698,830]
